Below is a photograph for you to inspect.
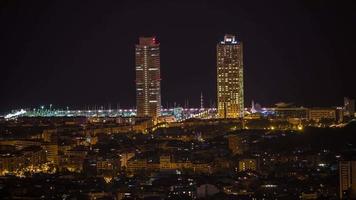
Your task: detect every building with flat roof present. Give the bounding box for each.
[217,34,244,118]
[135,37,161,120]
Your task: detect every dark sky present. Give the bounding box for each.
[0,0,355,112]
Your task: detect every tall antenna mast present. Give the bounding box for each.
[200,92,204,110]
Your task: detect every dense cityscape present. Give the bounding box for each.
[1,34,356,200]
[1,1,356,200]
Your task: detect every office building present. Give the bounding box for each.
[217,34,244,118]
[339,161,356,199]
[135,37,161,119]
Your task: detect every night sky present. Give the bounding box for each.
[1,0,355,113]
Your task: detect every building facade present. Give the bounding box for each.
[227,134,243,155]
[217,34,244,118]
[308,108,336,122]
[135,37,161,119]
[238,158,259,172]
[344,97,355,117]
[339,161,356,199]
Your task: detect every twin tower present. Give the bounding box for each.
[135,35,244,120]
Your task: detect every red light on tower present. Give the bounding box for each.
[152,37,156,44]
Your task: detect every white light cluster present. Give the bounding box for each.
[4,109,26,119]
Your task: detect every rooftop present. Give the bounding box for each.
[220,34,240,45]
[139,37,158,46]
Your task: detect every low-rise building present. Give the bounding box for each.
[239,158,259,172]
[308,108,336,122]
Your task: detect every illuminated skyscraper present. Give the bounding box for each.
[135,37,161,119]
[217,34,244,118]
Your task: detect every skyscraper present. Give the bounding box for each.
[217,34,244,118]
[135,37,161,119]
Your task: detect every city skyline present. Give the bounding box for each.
[1,1,356,199]
[1,1,355,112]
